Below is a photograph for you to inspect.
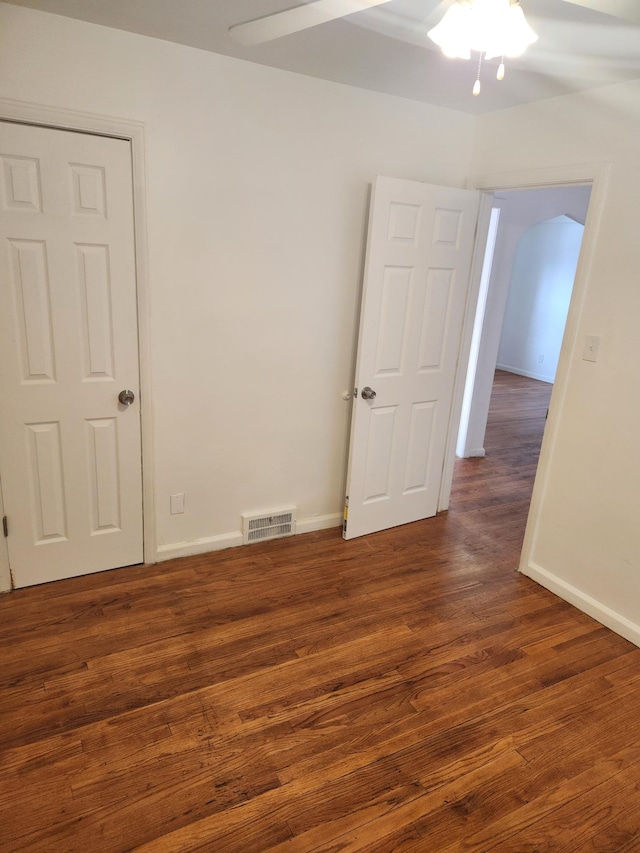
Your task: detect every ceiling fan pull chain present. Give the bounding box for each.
[473,53,484,96]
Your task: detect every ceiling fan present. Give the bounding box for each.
[228,0,640,47]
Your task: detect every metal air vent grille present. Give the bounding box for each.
[241,508,297,545]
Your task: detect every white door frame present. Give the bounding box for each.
[462,162,610,575]
[0,98,156,583]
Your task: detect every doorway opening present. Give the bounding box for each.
[450,184,592,549]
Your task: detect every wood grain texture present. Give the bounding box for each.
[1,370,639,852]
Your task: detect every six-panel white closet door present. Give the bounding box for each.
[0,121,143,587]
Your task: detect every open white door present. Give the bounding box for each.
[0,121,143,587]
[344,176,480,539]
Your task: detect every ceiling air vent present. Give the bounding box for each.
[241,507,297,545]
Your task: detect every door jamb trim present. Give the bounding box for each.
[0,98,157,571]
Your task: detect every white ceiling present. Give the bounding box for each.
[5,0,640,113]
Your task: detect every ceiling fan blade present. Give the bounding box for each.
[562,0,640,25]
[229,0,394,46]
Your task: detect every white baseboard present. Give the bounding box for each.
[456,447,485,459]
[155,531,243,561]
[155,512,342,562]
[522,561,640,648]
[496,363,554,384]
[296,512,342,534]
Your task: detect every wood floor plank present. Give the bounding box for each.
[460,746,640,853]
[1,371,639,852]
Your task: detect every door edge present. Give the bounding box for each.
[0,475,11,591]
[437,190,494,513]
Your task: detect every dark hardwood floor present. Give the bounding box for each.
[2,371,639,852]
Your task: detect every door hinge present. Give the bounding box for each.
[2,516,7,537]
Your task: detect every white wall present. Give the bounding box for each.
[497,215,584,383]
[460,185,591,457]
[0,3,475,567]
[472,80,640,645]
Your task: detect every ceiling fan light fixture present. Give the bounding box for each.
[427,2,473,59]
[482,2,538,58]
[427,0,538,91]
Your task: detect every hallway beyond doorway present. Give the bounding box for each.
[450,369,553,553]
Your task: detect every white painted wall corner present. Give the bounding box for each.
[495,364,553,383]
[522,560,640,649]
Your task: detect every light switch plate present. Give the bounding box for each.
[170,493,185,514]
